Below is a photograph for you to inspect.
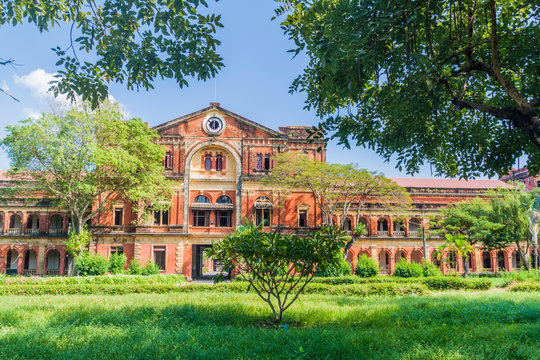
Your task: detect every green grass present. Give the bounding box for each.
[0,292,538,359]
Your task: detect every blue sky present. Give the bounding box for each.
[0,1,494,178]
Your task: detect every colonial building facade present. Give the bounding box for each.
[0,103,526,279]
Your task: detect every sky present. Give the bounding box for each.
[0,1,500,178]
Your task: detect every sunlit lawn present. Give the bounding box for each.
[0,292,538,359]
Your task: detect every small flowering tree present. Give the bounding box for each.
[208,224,348,324]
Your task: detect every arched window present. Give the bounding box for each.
[216,195,232,204]
[204,155,212,171]
[256,154,262,170]
[194,195,210,203]
[395,250,406,263]
[216,155,223,171]
[432,251,441,268]
[264,154,271,170]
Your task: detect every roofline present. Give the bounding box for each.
[152,104,282,137]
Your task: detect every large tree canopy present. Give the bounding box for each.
[1,104,172,234]
[0,0,223,106]
[276,0,540,178]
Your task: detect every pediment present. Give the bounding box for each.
[154,103,282,139]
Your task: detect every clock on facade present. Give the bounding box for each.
[203,116,225,135]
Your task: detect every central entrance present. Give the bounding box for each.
[192,245,227,279]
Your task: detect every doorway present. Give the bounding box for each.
[192,245,227,279]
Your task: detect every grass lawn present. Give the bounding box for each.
[0,292,538,359]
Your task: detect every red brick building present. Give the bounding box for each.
[0,103,528,278]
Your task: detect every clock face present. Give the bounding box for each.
[204,116,225,135]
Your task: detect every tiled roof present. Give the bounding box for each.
[390,177,512,190]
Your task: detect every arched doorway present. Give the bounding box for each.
[343,217,352,232]
[8,214,22,235]
[409,218,421,237]
[411,250,422,264]
[379,250,390,274]
[26,214,40,235]
[5,249,18,275]
[512,251,523,270]
[377,218,389,236]
[23,249,37,275]
[497,251,506,271]
[46,250,61,276]
[482,251,492,270]
[50,215,64,235]
[395,250,406,263]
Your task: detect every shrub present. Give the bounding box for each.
[316,256,351,277]
[108,253,127,274]
[508,282,540,292]
[355,254,379,278]
[422,260,442,277]
[74,252,109,276]
[393,259,423,278]
[142,261,161,275]
[128,259,144,275]
[420,276,492,290]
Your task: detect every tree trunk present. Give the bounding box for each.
[515,241,530,271]
[463,255,469,278]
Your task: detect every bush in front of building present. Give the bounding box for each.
[316,254,351,277]
[128,259,144,275]
[422,260,442,277]
[109,253,127,274]
[142,261,161,275]
[74,252,109,276]
[355,254,379,278]
[394,259,423,278]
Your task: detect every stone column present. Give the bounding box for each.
[36,244,46,275]
[175,242,184,275]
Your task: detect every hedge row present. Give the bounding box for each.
[312,275,492,290]
[0,274,185,286]
[420,277,492,290]
[0,282,428,297]
[508,282,540,292]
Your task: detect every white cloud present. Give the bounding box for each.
[22,107,42,120]
[13,68,56,98]
[12,68,130,117]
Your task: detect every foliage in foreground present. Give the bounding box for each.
[276,0,540,177]
[0,0,224,107]
[208,224,349,323]
[0,292,537,359]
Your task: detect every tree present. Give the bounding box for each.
[0,0,223,106]
[432,197,501,274]
[441,234,475,277]
[208,224,348,324]
[488,185,540,270]
[1,103,172,236]
[264,152,410,253]
[276,0,540,178]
